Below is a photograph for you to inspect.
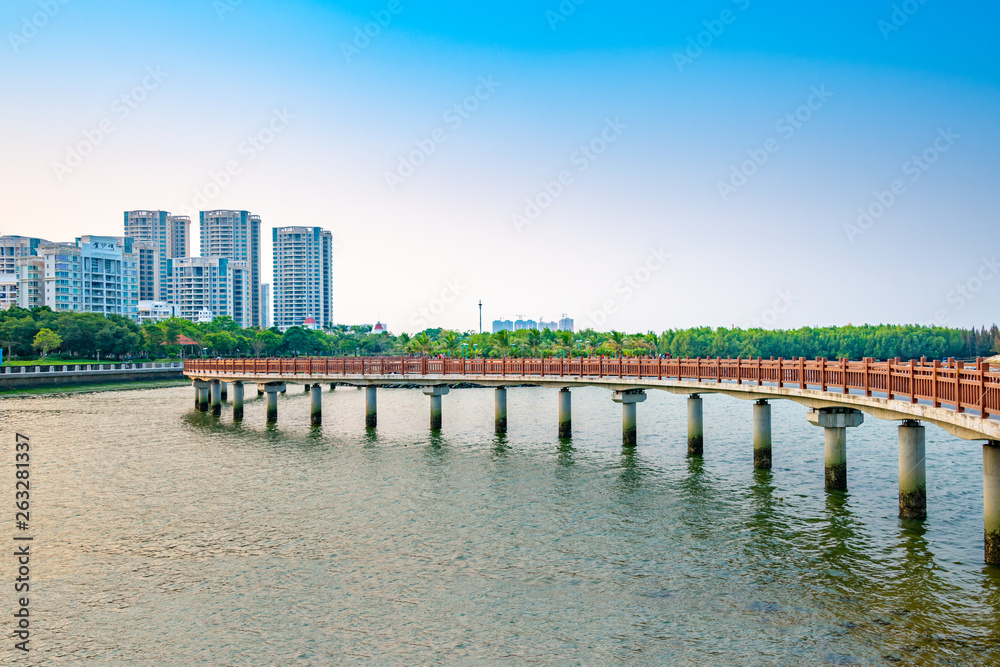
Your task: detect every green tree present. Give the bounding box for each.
[32,328,62,357]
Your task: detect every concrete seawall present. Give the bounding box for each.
[0,363,184,390]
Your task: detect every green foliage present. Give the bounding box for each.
[32,328,62,357]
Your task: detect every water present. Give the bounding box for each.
[4,384,1000,664]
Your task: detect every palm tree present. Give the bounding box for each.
[493,330,510,357]
[410,332,435,356]
[645,331,660,357]
[441,330,461,357]
[609,330,626,358]
[396,332,411,353]
[526,329,541,357]
[558,330,573,357]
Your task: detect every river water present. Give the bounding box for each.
[3,384,1000,664]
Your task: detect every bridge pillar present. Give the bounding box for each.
[366,386,377,428]
[495,387,507,434]
[220,381,227,401]
[260,383,285,423]
[559,388,571,439]
[233,382,244,420]
[194,380,210,412]
[210,380,222,416]
[898,421,926,519]
[688,395,704,456]
[753,400,772,469]
[304,384,310,393]
[613,390,647,447]
[257,386,264,397]
[423,386,449,430]
[984,442,1000,565]
[807,408,864,490]
[311,384,322,426]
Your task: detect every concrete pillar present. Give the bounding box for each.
[311,384,322,426]
[613,390,647,447]
[423,386,449,430]
[257,387,264,397]
[808,408,863,491]
[233,382,244,420]
[220,381,228,401]
[261,383,285,423]
[559,388,571,439]
[194,382,210,412]
[753,399,772,469]
[304,384,311,393]
[984,441,1000,564]
[495,387,507,434]
[688,394,703,456]
[898,421,926,519]
[210,380,222,417]
[366,386,377,428]
[194,386,200,409]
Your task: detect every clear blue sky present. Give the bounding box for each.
[1,0,998,332]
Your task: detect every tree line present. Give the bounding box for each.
[0,306,997,362]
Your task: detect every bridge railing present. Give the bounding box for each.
[184,356,1000,419]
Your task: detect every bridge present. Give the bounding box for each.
[184,355,1000,563]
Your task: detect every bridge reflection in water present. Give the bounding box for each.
[185,355,1000,563]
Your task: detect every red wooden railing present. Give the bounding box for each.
[184,356,1000,419]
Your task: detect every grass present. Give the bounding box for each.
[0,378,189,397]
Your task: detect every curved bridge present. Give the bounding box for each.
[184,355,1000,563]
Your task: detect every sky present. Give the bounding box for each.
[1,0,998,334]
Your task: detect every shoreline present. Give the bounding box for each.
[0,378,189,398]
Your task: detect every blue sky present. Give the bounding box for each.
[1,0,998,332]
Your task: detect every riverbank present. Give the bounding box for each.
[0,377,189,397]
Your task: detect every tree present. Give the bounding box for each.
[410,332,435,356]
[526,329,542,357]
[609,330,626,358]
[251,330,281,357]
[32,328,62,358]
[493,330,511,357]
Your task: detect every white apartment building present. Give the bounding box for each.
[200,210,261,326]
[272,226,333,328]
[34,236,140,318]
[166,256,252,327]
[137,300,178,324]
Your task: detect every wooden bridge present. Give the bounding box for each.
[184,355,1000,563]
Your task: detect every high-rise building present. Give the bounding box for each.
[272,226,333,328]
[133,240,160,301]
[167,215,191,258]
[559,315,574,332]
[492,319,514,333]
[260,283,271,328]
[15,257,44,309]
[0,235,49,274]
[32,236,139,318]
[124,210,170,300]
[200,210,261,326]
[166,256,252,327]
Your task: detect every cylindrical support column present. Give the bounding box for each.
[495,387,507,434]
[257,387,264,397]
[688,395,704,456]
[753,399,772,469]
[825,427,847,490]
[198,386,209,412]
[623,402,637,447]
[220,381,228,401]
[266,390,278,423]
[365,386,377,428]
[304,384,311,393]
[898,421,926,519]
[281,386,286,394]
[984,441,1000,564]
[559,388,571,439]
[194,386,200,409]
[310,384,322,426]
[233,382,244,420]
[210,381,222,416]
[430,395,442,430]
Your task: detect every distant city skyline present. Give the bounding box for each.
[1,1,997,332]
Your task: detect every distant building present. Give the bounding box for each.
[133,240,160,301]
[29,236,140,318]
[166,256,252,327]
[0,235,48,274]
[260,283,271,328]
[373,321,387,334]
[200,210,261,326]
[302,315,320,331]
[138,300,178,324]
[272,226,333,328]
[0,274,17,310]
[15,257,44,309]
[539,320,558,331]
[515,319,537,331]
[196,308,214,323]
[167,215,191,258]
[559,315,574,332]
[492,319,513,333]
